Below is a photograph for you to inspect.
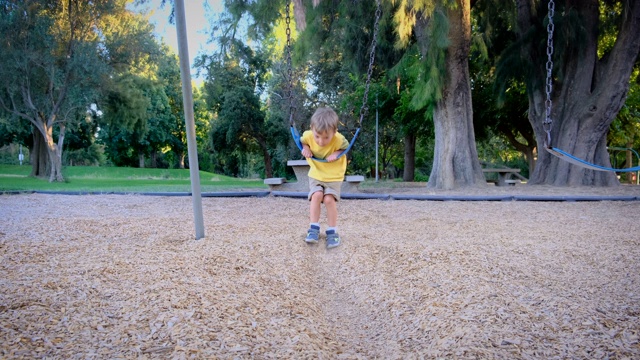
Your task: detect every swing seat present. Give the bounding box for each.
[546,147,640,172]
[290,126,360,163]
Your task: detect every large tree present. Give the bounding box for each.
[508,0,640,186]
[0,0,156,181]
[0,1,104,180]
[393,0,485,189]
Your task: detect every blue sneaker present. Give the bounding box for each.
[326,229,341,249]
[305,225,320,244]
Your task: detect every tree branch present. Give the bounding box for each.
[597,0,640,92]
[0,92,36,126]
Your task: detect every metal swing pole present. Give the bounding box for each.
[175,0,205,240]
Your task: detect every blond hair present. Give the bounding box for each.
[310,106,339,134]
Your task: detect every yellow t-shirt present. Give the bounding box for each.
[301,130,349,182]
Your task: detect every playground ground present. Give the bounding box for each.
[1,184,639,358]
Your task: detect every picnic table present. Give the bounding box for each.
[482,168,521,186]
[287,159,310,187]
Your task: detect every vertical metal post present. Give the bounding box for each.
[375,96,379,182]
[175,0,205,240]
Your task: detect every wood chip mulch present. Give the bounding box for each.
[1,190,639,358]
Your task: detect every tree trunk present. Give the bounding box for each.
[30,126,48,178]
[519,0,640,186]
[43,123,64,182]
[30,121,63,182]
[497,124,536,174]
[258,137,273,178]
[292,0,307,32]
[178,152,185,169]
[403,133,416,181]
[138,153,145,168]
[151,151,158,168]
[46,145,63,182]
[427,0,485,189]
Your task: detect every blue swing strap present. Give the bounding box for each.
[545,147,640,172]
[291,126,361,163]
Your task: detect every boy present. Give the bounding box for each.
[300,106,349,249]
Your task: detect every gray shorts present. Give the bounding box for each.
[308,178,343,201]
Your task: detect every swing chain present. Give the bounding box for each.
[285,0,295,127]
[544,0,555,147]
[358,0,382,126]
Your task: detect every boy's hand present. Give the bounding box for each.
[301,145,313,158]
[326,150,342,162]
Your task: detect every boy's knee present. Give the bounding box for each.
[311,191,324,201]
[323,194,336,204]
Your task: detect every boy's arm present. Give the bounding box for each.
[326,134,349,162]
[326,149,343,162]
[300,131,312,158]
[301,144,313,158]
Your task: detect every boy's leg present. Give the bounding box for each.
[306,191,324,243]
[323,194,337,227]
[323,193,341,248]
[309,191,323,224]
[308,178,325,223]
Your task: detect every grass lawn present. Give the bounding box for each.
[0,165,267,193]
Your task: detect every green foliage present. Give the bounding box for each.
[415,135,435,179]
[224,0,283,42]
[63,143,107,167]
[410,9,449,110]
[393,0,437,47]
[204,38,286,177]
[494,1,597,101]
[193,86,214,171]
[94,40,205,170]
[297,0,392,77]
[103,73,153,132]
[98,73,155,166]
[0,112,32,149]
[492,1,546,101]
[390,1,460,113]
[608,67,640,149]
[477,134,529,179]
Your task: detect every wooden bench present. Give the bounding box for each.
[482,168,521,186]
[264,177,287,187]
